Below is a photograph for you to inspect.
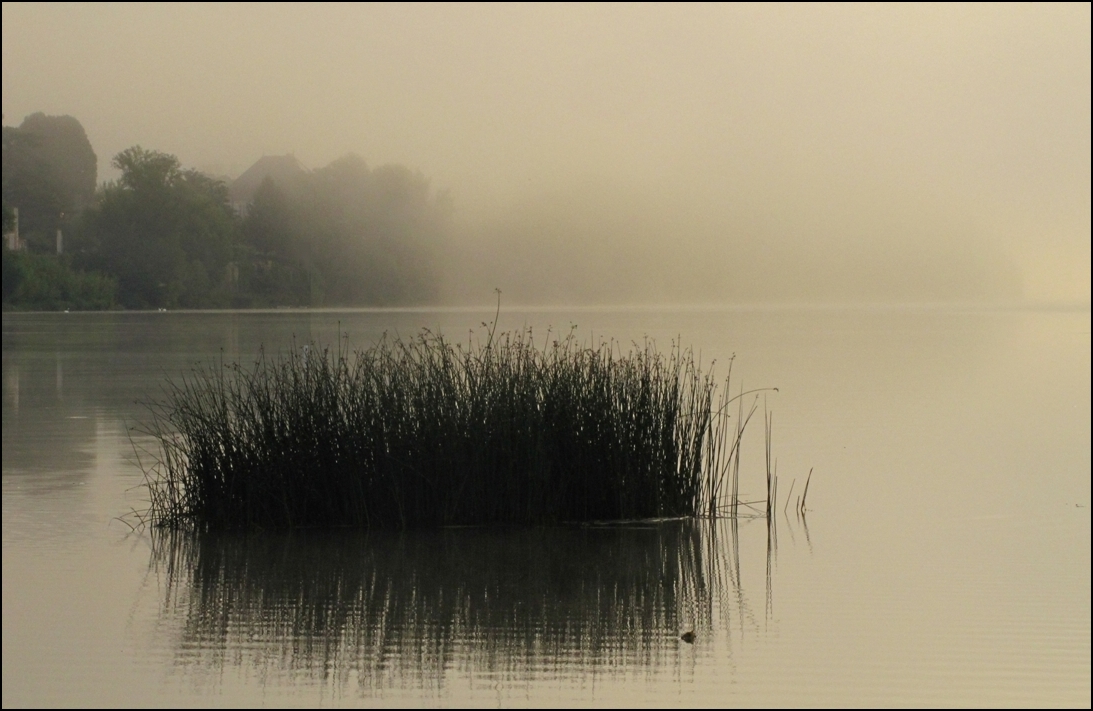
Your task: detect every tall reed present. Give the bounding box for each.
[139,324,772,530]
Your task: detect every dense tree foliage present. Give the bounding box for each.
[3,111,450,310]
[241,155,449,306]
[239,178,311,305]
[2,247,116,310]
[2,113,97,252]
[79,147,239,308]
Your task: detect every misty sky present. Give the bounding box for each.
[3,3,1089,304]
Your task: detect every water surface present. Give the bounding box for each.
[3,306,1089,706]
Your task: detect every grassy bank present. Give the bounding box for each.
[139,321,768,530]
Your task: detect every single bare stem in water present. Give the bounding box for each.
[799,468,814,515]
[783,479,796,517]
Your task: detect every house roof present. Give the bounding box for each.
[229,154,308,205]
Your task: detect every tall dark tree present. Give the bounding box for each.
[1,113,97,251]
[82,146,239,308]
[239,177,312,305]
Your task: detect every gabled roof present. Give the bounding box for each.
[229,154,308,205]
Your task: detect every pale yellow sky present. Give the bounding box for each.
[3,3,1089,304]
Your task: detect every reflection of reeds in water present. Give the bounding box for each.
[153,522,726,683]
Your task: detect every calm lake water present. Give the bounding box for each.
[3,306,1089,707]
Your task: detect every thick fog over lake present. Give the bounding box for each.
[3,3,1089,304]
[3,6,1091,706]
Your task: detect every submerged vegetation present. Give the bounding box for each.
[139,314,780,530]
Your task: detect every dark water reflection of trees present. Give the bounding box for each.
[152,520,775,686]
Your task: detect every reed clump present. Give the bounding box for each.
[140,324,764,530]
